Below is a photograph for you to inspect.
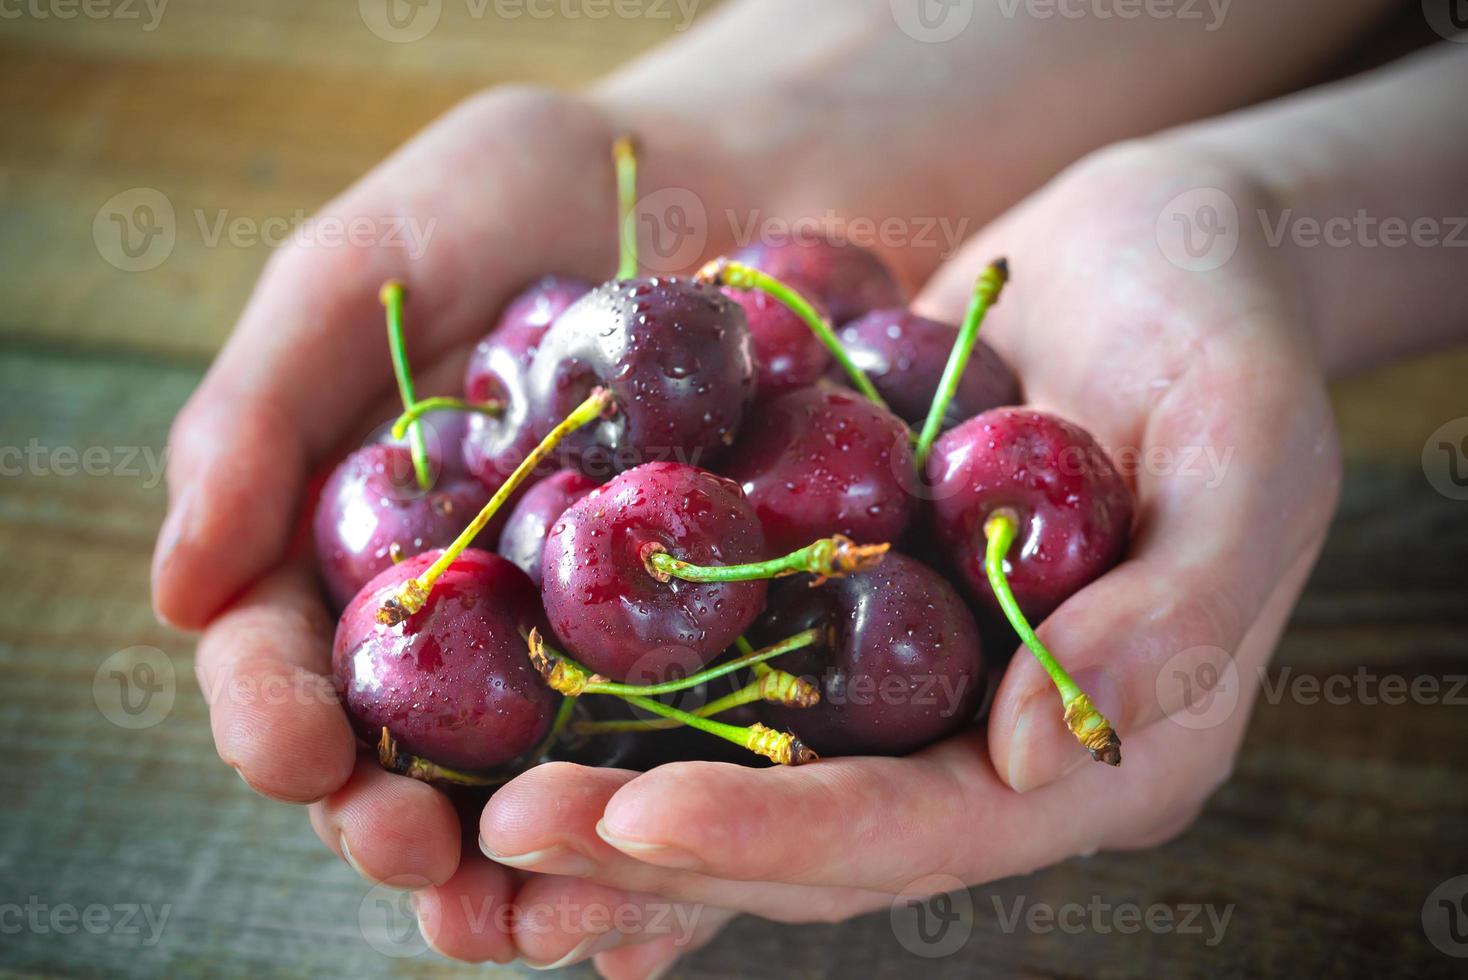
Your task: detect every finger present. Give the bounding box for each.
[595,707,1249,893]
[153,89,620,629]
[511,874,723,972]
[194,561,356,803]
[412,853,518,964]
[308,758,460,887]
[591,906,734,980]
[480,762,883,921]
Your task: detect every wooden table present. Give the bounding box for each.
[2,4,1466,977]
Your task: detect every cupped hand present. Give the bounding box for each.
[476,142,1344,975]
[152,85,753,967]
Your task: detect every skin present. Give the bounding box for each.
[151,3,1459,976]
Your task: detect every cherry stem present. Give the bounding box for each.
[529,627,821,699]
[376,727,512,787]
[644,535,888,585]
[380,281,433,491]
[736,636,775,680]
[914,258,1009,468]
[528,630,817,764]
[696,258,889,410]
[389,397,504,441]
[613,135,639,280]
[621,696,817,765]
[983,508,1121,766]
[377,388,616,625]
[571,669,817,734]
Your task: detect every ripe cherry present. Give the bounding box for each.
[313,442,493,611]
[498,468,600,587]
[721,384,918,555]
[462,275,590,487]
[835,309,1018,427]
[750,552,984,756]
[540,462,767,681]
[731,235,904,326]
[333,548,558,777]
[525,277,755,477]
[724,288,831,396]
[925,407,1134,623]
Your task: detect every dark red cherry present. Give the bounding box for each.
[750,552,984,756]
[332,548,557,772]
[462,276,590,488]
[731,236,904,326]
[926,408,1134,622]
[525,277,755,477]
[313,443,493,610]
[540,462,767,682]
[720,385,918,555]
[497,469,600,587]
[834,309,1019,427]
[723,288,831,396]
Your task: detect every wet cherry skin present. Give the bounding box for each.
[926,408,1134,622]
[723,288,831,396]
[540,462,768,682]
[750,552,985,756]
[313,443,492,611]
[332,548,558,772]
[462,275,590,488]
[497,468,601,588]
[525,277,756,478]
[732,236,905,326]
[834,308,1020,427]
[720,385,918,555]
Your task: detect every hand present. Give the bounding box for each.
[152,85,749,966]
[476,141,1343,974]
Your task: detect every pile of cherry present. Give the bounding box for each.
[315,139,1133,786]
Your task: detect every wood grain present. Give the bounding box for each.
[2,3,1466,978]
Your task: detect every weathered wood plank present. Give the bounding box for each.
[1,343,1465,978]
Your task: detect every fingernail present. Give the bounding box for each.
[153,484,194,574]
[478,839,595,877]
[595,819,702,870]
[339,833,366,878]
[1007,667,1122,793]
[524,929,624,970]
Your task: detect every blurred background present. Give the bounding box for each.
[2,2,1466,977]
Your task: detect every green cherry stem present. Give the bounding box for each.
[377,387,616,625]
[613,135,639,280]
[913,258,1009,469]
[624,696,817,765]
[984,508,1121,766]
[696,258,889,410]
[529,630,818,765]
[529,627,822,699]
[571,669,818,735]
[644,535,888,585]
[380,281,432,492]
[389,397,504,440]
